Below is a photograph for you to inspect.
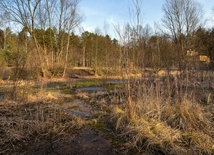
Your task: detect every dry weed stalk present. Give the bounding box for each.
[0,100,84,154]
[113,71,214,154]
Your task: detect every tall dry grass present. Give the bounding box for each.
[112,70,214,155]
[0,100,85,154]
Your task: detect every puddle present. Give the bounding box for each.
[76,86,106,92]
[0,93,5,99]
[62,99,92,117]
[106,80,124,85]
[70,110,91,117]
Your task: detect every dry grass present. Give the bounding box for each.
[0,100,85,154]
[112,73,214,155]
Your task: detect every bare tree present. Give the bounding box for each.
[0,0,83,78]
[61,0,83,77]
[212,6,214,22]
[129,0,145,68]
[103,21,109,69]
[0,12,10,50]
[162,0,203,69]
[0,0,50,77]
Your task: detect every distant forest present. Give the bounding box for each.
[0,0,214,79]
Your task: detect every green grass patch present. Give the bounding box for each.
[60,89,71,94]
[104,83,124,91]
[71,79,124,91]
[71,79,103,87]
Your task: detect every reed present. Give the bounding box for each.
[112,70,214,154]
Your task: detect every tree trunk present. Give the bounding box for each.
[63,35,71,78]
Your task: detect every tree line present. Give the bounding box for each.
[0,0,214,80]
[0,26,120,77]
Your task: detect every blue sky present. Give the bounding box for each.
[79,0,214,38]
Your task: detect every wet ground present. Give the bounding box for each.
[23,128,114,155]
[0,93,4,99]
[1,76,213,154]
[64,129,113,155]
[76,86,107,93]
[4,90,119,155]
[65,99,92,117]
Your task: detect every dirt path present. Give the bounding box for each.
[58,98,115,155]
[59,129,113,155]
[24,129,114,155]
[28,94,116,155]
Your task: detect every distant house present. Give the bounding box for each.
[187,49,198,56]
[199,55,210,64]
[186,49,211,68]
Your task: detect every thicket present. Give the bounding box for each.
[0,0,213,81]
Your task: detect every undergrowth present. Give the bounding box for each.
[0,100,85,154]
[112,72,214,155]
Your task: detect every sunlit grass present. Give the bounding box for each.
[0,100,86,154]
[112,74,214,155]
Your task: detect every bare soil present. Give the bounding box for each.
[21,129,113,155]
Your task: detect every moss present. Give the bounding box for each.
[71,79,124,91]
[60,89,71,94]
[46,81,68,88]
[104,83,124,91]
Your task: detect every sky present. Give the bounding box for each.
[79,0,214,38]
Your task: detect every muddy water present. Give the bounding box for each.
[62,99,92,117]
[106,79,124,85]
[0,93,5,99]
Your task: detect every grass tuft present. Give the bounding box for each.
[112,74,214,155]
[0,100,85,154]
